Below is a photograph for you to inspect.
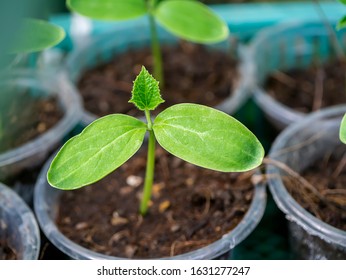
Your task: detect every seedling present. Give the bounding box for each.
[47,66,264,215]
[66,0,229,86]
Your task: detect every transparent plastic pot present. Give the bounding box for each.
[0,182,40,259]
[267,105,346,259]
[0,69,82,180]
[34,152,266,260]
[249,21,346,130]
[64,23,251,125]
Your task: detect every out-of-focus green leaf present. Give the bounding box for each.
[9,18,65,54]
[155,0,229,43]
[67,0,147,20]
[337,15,346,30]
[340,113,346,144]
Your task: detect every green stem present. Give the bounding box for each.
[140,110,156,215]
[312,0,345,61]
[147,0,164,87]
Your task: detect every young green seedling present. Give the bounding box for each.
[66,0,229,86]
[47,66,264,216]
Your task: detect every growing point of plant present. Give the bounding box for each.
[47,66,264,215]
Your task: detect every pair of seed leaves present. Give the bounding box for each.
[48,67,264,190]
[67,0,229,44]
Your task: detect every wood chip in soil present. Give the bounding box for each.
[284,153,346,231]
[78,42,238,118]
[57,147,255,259]
[264,59,346,113]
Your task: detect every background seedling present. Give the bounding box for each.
[67,0,229,87]
[47,66,264,216]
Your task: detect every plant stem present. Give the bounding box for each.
[312,0,345,61]
[147,0,164,87]
[140,110,156,215]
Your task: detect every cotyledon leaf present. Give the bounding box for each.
[67,0,147,20]
[9,18,65,54]
[153,104,264,172]
[47,114,147,190]
[154,0,229,43]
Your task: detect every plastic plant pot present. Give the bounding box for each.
[34,152,266,260]
[0,182,40,259]
[249,21,346,130]
[267,105,346,259]
[0,69,82,180]
[64,24,250,125]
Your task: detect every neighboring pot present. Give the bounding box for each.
[249,21,346,130]
[34,152,266,260]
[64,23,251,125]
[0,182,40,259]
[0,69,82,180]
[267,105,346,259]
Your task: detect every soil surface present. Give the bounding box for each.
[284,154,346,231]
[0,240,17,260]
[78,42,238,118]
[264,60,346,113]
[57,147,255,259]
[0,95,63,153]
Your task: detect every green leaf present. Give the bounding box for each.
[154,0,229,43]
[47,114,147,190]
[337,15,346,30]
[129,66,164,111]
[153,104,264,172]
[67,0,147,20]
[340,113,346,144]
[9,19,65,54]
[338,0,346,5]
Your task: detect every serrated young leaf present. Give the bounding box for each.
[153,104,264,172]
[337,15,346,30]
[9,19,65,54]
[154,0,229,43]
[67,0,147,20]
[47,114,147,190]
[340,113,346,144]
[129,66,164,111]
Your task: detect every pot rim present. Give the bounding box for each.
[0,182,41,259]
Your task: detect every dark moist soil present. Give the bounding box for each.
[0,96,63,153]
[78,42,238,118]
[264,59,346,113]
[0,240,17,260]
[57,147,255,259]
[284,154,346,231]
